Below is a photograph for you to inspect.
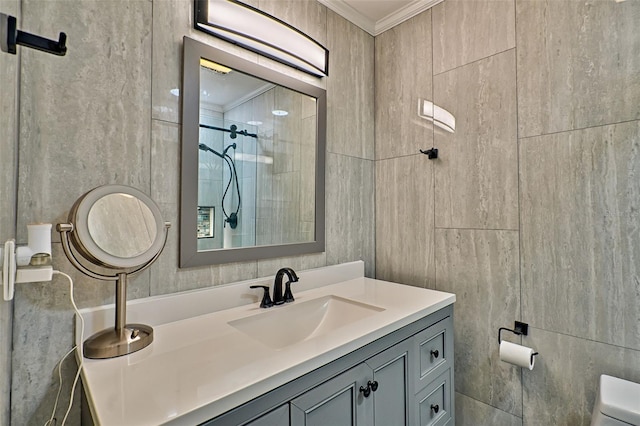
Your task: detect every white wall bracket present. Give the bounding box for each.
[1,224,54,301]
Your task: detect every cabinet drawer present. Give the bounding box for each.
[416,369,452,426]
[414,316,452,392]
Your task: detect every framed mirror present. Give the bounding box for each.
[180,36,326,267]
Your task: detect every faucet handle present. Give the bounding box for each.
[250,285,274,308]
[283,280,295,303]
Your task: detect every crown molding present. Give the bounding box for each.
[318,0,376,35]
[319,0,445,36]
[374,0,445,35]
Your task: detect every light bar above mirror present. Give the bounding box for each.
[194,0,329,77]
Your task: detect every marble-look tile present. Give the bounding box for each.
[17,0,153,242]
[0,300,11,426]
[151,119,180,207]
[523,328,640,426]
[0,10,18,242]
[152,0,259,124]
[50,243,150,308]
[375,155,434,288]
[455,393,522,426]
[520,121,640,350]
[326,11,374,160]
[325,153,375,278]
[375,11,433,160]
[434,49,518,230]
[257,252,327,279]
[0,1,19,423]
[436,229,521,416]
[516,0,640,138]
[151,0,190,124]
[432,0,515,75]
[11,273,88,425]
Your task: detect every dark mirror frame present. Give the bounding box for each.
[180,36,326,267]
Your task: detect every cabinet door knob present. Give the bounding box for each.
[359,385,371,398]
[368,380,378,392]
[431,349,439,358]
[431,404,440,414]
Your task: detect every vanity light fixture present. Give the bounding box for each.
[194,0,329,77]
[418,99,456,133]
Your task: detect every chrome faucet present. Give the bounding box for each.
[273,267,298,305]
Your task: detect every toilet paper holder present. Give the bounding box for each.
[498,321,531,344]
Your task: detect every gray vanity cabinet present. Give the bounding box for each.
[290,363,373,426]
[205,305,454,426]
[289,339,412,426]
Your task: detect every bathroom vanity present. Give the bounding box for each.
[78,262,455,425]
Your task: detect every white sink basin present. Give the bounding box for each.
[228,295,385,350]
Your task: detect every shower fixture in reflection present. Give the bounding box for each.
[198,142,241,229]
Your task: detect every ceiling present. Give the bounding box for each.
[318,0,445,36]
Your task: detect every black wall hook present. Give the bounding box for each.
[2,14,67,56]
[420,148,438,159]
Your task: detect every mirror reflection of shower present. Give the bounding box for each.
[198,117,259,250]
[197,56,315,252]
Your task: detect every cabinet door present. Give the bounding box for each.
[365,338,412,426]
[243,404,290,426]
[290,363,373,426]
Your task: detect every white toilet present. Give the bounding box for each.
[591,375,640,425]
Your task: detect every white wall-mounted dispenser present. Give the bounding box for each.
[1,223,54,301]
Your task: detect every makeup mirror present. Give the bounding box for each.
[57,184,170,359]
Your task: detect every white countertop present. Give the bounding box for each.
[80,267,455,425]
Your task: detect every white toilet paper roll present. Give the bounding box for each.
[499,340,536,370]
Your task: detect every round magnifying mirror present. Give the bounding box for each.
[69,185,166,270]
[59,185,170,359]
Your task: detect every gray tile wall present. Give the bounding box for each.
[0,1,19,423]
[375,11,433,160]
[6,0,639,424]
[375,0,640,424]
[5,1,374,424]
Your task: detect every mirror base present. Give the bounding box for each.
[83,324,153,359]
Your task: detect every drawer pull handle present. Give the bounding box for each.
[359,385,371,397]
[431,349,439,358]
[431,404,440,414]
[368,380,378,392]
